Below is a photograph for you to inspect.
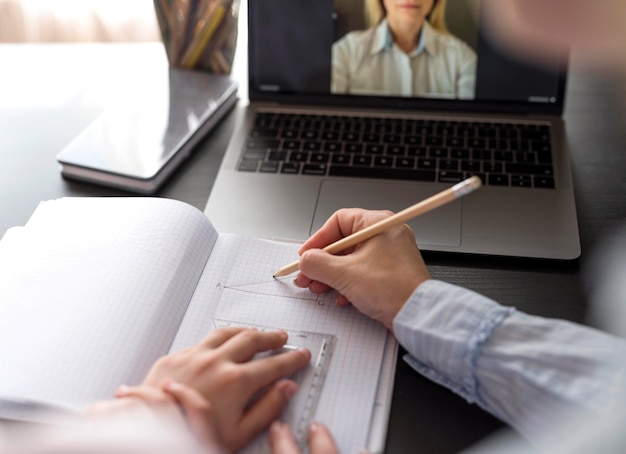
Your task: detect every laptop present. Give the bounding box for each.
[205,0,580,260]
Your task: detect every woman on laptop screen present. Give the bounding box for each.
[331,0,477,98]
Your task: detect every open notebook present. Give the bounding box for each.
[0,197,394,453]
[205,0,580,260]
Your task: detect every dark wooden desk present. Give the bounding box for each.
[1,44,625,453]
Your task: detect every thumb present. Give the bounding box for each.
[299,249,349,291]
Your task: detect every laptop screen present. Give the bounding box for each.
[248,0,567,114]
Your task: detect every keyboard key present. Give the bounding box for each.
[365,144,384,154]
[472,149,492,160]
[321,131,339,141]
[483,162,504,173]
[238,160,259,172]
[363,133,381,143]
[417,158,436,169]
[353,155,372,166]
[493,150,514,162]
[429,147,448,158]
[243,148,267,160]
[283,140,301,150]
[259,161,279,173]
[281,162,300,174]
[514,151,537,163]
[488,174,510,186]
[447,137,465,147]
[534,176,555,188]
[331,154,350,164]
[268,150,287,161]
[302,130,318,140]
[311,153,329,164]
[251,127,278,138]
[511,175,532,187]
[289,151,309,162]
[279,129,298,139]
[373,156,393,167]
[302,164,328,176]
[303,141,322,151]
[407,146,427,157]
[438,171,463,183]
[404,135,422,145]
[426,137,444,146]
[531,142,552,153]
[506,163,553,176]
[323,142,342,152]
[451,148,470,159]
[439,159,459,170]
[396,157,416,168]
[345,143,363,153]
[461,160,481,172]
[342,132,359,141]
[387,145,406,156]
[247,138,280,149]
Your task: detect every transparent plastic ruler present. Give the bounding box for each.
[213,319,336,449]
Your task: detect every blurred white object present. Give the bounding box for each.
[0,0,160,42]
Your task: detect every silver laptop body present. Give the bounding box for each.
[205,0,580,260]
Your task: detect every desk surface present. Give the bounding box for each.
[1,43,626,453]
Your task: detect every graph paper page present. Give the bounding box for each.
[172,234,388,454]
[0,197,217,419]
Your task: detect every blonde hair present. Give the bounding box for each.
[365,0,449,34]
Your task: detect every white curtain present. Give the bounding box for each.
[0,0,160,42]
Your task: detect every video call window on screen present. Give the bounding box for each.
[250,0,563,104]
[331,0,478,99]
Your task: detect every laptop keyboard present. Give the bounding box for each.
[238,112,555,189]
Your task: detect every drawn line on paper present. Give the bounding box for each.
[225,279,280,289]
[217,280,322,303]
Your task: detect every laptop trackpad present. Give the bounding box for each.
[311,180,461,248]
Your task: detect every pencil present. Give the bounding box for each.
[272,176,483,278]
[181,0,229,68]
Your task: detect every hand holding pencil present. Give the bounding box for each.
[276,176,482,330]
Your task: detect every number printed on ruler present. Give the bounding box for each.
[213,319,336,449]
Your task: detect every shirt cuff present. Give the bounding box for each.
[393,279,514,405]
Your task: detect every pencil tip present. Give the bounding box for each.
[272,274,277,279]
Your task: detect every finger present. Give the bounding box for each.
[163,381,219,449]
[112,385,177,422]
[220,329,288,363]
[299,249,351,291]
[240,380,298,442]
[269,421,299,454]
[242,348,311,390]
[299,208,377,253]
[308,280,332,294]
[83,399,127,419]
[300,208,394,254]
[308,422,339,454]
[116,384,171,406]
[200,326,248,349]
[336,293,350,306]
[293,272,312,289]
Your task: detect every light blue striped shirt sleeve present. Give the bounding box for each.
[393,279,626,443]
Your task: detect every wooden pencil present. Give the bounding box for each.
[272,176,482,278]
